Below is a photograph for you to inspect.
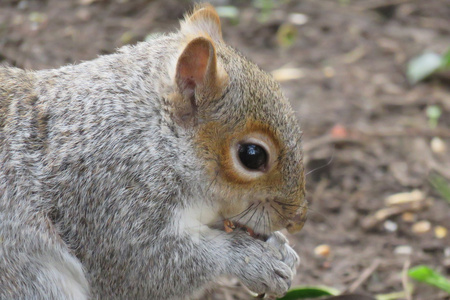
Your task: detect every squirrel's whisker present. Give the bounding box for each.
[305,151,335,177]
[270,204,290,223]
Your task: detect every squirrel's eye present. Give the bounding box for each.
[238,144,267,171]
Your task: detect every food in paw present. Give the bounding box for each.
[223,219,257,238]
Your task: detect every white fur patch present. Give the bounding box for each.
[41,252,90,300]
[177,204,220,242]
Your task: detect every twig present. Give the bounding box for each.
[346,259,381,293]
[402,259,412,300]
[361,198,432,230]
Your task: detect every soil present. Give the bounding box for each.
[1,0,449,299]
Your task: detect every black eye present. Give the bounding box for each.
[238,143,267,171]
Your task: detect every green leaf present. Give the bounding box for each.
[440,48,450,69]
[425,105,442,129]
[253,0,276,23]
[276,24,297,49]
[375,291,407,300]
[277,285,340,299]
[215,6,239,19]
[429,175,450,203]
[408,265,450,294]
[407,52,442,84]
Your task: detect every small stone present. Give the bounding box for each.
[444,247,450,257]
[288,13,309,26]
[384,220,398,232]
[402,212,416,222]
[314,244,331,258]
[412,220,431,234]
[394,245,413,255]
[431,137,446,154]
[244,256,250,264]
[330,124,348,138]
[18,0,28,10]
[323,66,335,78]
[434,226,447,239]
[29,12,47,23]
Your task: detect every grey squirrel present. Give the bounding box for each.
[0,4,307,299]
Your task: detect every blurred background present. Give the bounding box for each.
[1,0,449,299]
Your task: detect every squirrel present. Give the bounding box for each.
[0,4,307,299]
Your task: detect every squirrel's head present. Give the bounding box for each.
[170,4,306,236]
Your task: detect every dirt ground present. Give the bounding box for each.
[1,0,449,299]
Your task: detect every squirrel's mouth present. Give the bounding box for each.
[213,219,268,241]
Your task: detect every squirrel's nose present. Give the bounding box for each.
[286,203,307,234]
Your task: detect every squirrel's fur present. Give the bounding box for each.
[0,4,307,299]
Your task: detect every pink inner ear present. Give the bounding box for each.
[176,39,211,97]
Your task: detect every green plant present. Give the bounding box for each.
[425,105,442,129]
[277,285,340,299]
[429,175,450,204]
[407,48,450,84]
[408,265,450,294]
[253,0,276,23]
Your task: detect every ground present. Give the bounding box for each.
[1,0,449,299]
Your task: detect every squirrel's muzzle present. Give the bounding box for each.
[285,203,308,234]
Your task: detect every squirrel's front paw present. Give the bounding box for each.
[230,232,300,298]
[266,232,300,275]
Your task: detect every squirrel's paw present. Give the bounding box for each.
[266,232,300,275]
[231,231,299,298]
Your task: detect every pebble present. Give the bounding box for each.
[384,220,398,232]
[314,244,331,258]
[434,226,447,239]
[412,220,431,234]
[444,247,450,257]
[18,0,29,10]
[288,13,309,26]
[330,124,348,138]
[401,212,416,222]
[394,245,413,255]
[323,66,336,78]
[431,137,446,154]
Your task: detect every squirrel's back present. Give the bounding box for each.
[0,67,36,131]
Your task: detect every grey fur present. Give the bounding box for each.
[0,5,305,299]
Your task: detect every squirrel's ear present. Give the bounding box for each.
[180,4,223,43]
[175,36,228,109]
